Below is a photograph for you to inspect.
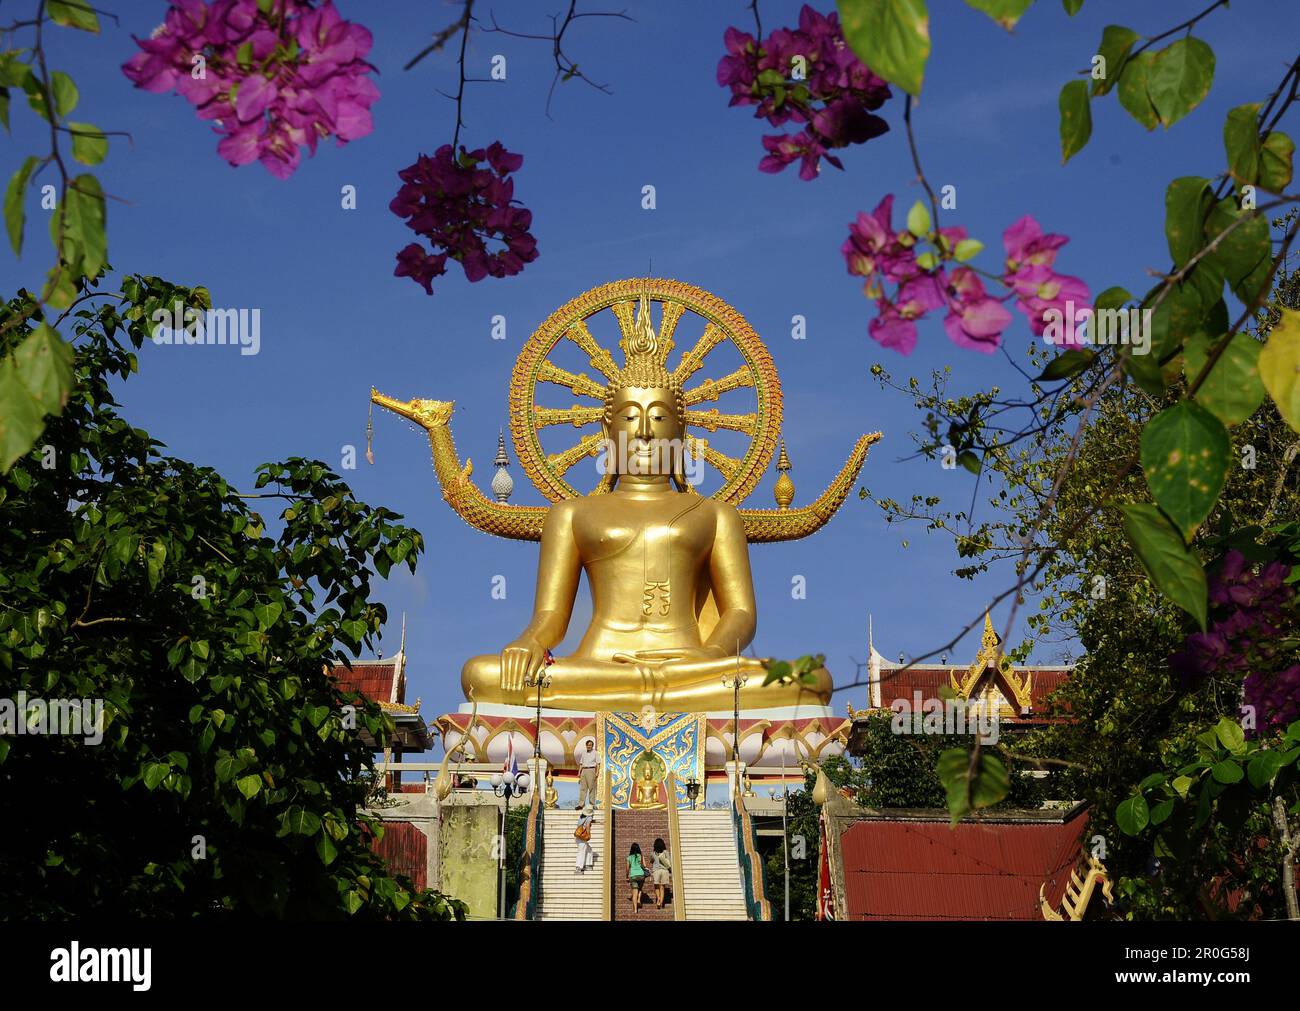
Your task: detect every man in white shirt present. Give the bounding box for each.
[577,739,599,808]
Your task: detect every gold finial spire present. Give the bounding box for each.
[773,439,795,510]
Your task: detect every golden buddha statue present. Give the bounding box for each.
[371,279,881,715]
[631,761,664,809]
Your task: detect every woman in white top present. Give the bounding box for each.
[574,807,595,873]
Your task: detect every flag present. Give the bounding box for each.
[502,733,518,781]
[816,809,835,921]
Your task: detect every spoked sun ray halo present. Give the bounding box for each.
[508,278,782,504]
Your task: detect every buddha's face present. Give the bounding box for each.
[603,386,684,478]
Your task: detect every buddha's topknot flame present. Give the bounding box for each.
[603,291,684,420]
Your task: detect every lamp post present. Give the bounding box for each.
[491,758,530,920]
[526,669,553,761]
[721,661,748,797]
[780,747,790,921]
[685,775,700,811]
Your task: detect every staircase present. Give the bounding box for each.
[536,808,605,921]
[610,809,675,921]
[677,809,748,921]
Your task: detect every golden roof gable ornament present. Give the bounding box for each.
[370,278,881,542]
[950,613,1033,714]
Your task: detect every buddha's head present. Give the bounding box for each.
[600,294,688,488]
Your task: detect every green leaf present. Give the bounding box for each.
[1037,348,1095,382]
[937,747,974,823]
[68,121,107,165]
[1094,285,1133,314]
[280,804,321,836]
[235,774,262,799]
[1163,176,1210,268]
[49,70,77,117]
[1139,401,1230,540]
[1062,0,1082,13]
[214,752,239,783]
[1223,103,1261,186]
[906,199,931,237]
[12,323,74,417]
[953,238,983,261]
[143,762,171,789]
[1091,24,1138,96]
[971,752,1010,810]
[1119,503,1208,629]
[0,89,9,132]
[1116,793,1149,835]
[1150,798,1175,825]
[1210,760,1243,784]
[1259,131,1294,192]
[962,0,1033,31]
[762,658,792,685]
[1184,332,1265,426]
[1204,197,1269,307]
[957,449,981,475]
[837,0,931,96]
[1259,307,1300,433]
[1058,79,1092,163]
[1214,716,1246,754]
[1146,37,1215,129]
[344,889,363,915]
[4,154,37,255]
[47,1,100,33]
[316,831,338,866]
[1116,51,1159,130]
[0,324,73,472]
[1247,750,1283,789]
[253,600,283,629]
[64,173,107,279]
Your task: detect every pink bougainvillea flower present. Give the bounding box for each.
[845,196,1084,356]
[942,267,1012,353]
[1008,264,1091,339]
[868,300,918,355]
[719,4,892,180]
[1002,214,1070,273]
[842,195,919,283]
[389,142,538,296]
[122,0,379,178]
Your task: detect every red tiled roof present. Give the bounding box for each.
[329,659,402,705]
[837,809,1089,920]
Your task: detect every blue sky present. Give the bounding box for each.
[5,0,1294,725]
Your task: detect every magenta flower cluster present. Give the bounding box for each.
[1002,215,1091,345]
[1171,550,1300,737]
[389,142,538,296]
[717,5,891,180]
[842,197,1090,355]
[122,0,379,179]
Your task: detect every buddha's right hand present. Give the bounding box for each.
[500,638,545,692]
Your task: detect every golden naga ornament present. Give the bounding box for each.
[371,278,881,713]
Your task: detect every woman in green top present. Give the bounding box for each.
[627,843,647,913]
